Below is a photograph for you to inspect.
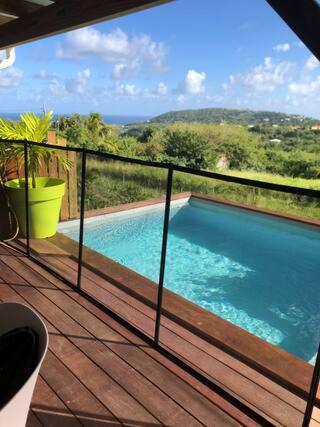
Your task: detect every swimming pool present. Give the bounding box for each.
[59,197,320,362]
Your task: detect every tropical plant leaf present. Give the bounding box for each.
[0,111,72,187]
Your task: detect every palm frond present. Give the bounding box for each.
[0,111,73,187]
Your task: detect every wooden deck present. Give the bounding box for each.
[0,242,319,426]
[0,242,266,427]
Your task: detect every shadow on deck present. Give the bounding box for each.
[0,240,319,426]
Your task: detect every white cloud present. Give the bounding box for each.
[82,68,91,78]
[57,27,128,60]
[57,27,167,80]
[273,43,290,53]
[154,82,168,96]
[305,55,319,71]
[209,50,320,115]
[111,63,137,80]
[0,67,23,88]
[116,83,141,96]
[48,68,90,96]
[177,94,185,104]
[286,55,320,103]
[222,74,236,91]
[205,94,224,103]
[179,69,206,94]
[288,76,320,96]
[65,68,91,95]
[242,57,293,92]
[48,77,67,97]
[34,69,56,80]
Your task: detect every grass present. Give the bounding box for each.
[82,158,320,220]
[223,169,320,190]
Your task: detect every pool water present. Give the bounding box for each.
[59,199,320,362]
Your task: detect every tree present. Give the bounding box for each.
[162,124,216,169]
[64,122,88,148]
[138,125,160,143]
[85,113,117,152]
[116,136,139,156]
[55,112,118,153]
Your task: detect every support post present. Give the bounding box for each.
[154,166,173,344]
[302,344,320,427]
[77,149,87,290]
[23,141,30,256]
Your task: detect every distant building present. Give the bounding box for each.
[311,125,320,131]
[269,138,282,143]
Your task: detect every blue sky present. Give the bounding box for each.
[0,0,319,118]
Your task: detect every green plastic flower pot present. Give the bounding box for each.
[4,177,65,239]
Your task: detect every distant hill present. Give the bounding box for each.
[150,108,320,126]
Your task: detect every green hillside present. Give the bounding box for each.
[150,108,319,126]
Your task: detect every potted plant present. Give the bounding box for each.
[0,112,71,239]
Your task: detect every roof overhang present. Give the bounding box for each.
[0,0,172,50]
[0,1,318,62]
[266,0,320,61]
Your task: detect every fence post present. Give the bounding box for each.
[77,149,87,290]
[23,141,30,257]
[154,165,173,344]
[302,343,320,427]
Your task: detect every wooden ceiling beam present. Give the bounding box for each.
[0,14,14,25]
[0,0,172,49]
[266,0,320,60]
[0,0,42,18]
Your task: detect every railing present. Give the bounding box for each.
[2,139,320,426]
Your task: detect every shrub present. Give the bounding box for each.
[161,124,216,169]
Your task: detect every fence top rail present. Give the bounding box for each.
[1,138,320,198]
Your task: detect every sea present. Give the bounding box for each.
[0,113,151,126]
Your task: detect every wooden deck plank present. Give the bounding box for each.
[15,251,319,423]
[0,249,305,426]
[17,254,258,427]
[41,351,122,427]
[32,376,83,427]
[0,253,240,427]
[1,284,160,426]
[85,264,309,413]
[40,291,237,427]
[42,294,206,427]
[45,229,317,403]
[78,272,302,427]
[0,260,290,425]
[1,243,318,427]
[42,256,299,427]
[0,253,246,427]
[56,255,315,417]
[26,411,44,427]
[45,252,318,426]
[26,251,289,424]
[0,282,120,427]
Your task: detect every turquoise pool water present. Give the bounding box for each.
[59,199,320,362]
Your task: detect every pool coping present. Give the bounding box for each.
[191,192,320,228]
[55,191,318,400]
[60,189,320,229]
